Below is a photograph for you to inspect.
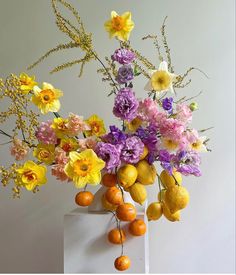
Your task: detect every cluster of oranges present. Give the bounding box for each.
[75,169,148,271]
[74,163,190,271]
[101,172,147,271]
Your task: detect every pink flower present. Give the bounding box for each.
[54,147,69,164]
[36,120,57,144]
[159,117,185,141]
[185,129,199,144]
[176,104,192,124]
[154,111,168,126]
[66,113,90,136]
[137,98,159,123]
[78,137,98,151]
[10,138,29,161]
[51,164,70,182]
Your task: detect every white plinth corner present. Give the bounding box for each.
[64,207,149,273]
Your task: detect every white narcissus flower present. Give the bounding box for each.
[190,136,208,152]
[144,61,177,93]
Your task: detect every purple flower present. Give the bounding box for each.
[102,125,126,145]
[174,150,201,177]
[111,48,136,65]
[116,65,134,84]
[136,124,160,164]
[95,142,121,171]
[113,88,139,121]
[120,136,144,164]
[158,149,174,174]
[162,97,173,113]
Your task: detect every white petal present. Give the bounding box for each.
[169,84,175,94]
[158,61,168,72]
[111,11,118,18]
[170,73,177,81]
[148,69,157,77]
[144,80,153,91]
[42,82,54,90]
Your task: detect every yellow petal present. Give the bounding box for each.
[49,100,61,112]
[69,151,81,163]
[88,171,101,185]
[74,175,88,188]
[64,163,75,179]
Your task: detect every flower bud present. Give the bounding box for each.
[189,102,198,111]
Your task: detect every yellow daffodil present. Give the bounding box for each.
[64,149,105,188]
[125,117,142,132]
[162,138,179,151]
[84,114,106,137]
[19,73,37,94]
[32,82,63,114]
[16,160,47,191]
[144,61,176,93]
[190,137,207,152]
[104,11,134,41]
[60,137,79,152]
[33,144,55,165]
[51,117,69,138]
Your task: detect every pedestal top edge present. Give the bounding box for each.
[65,208,146,216]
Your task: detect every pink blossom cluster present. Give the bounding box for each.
[51,147,70,181]
[10,138,29,161]
[78,137,97,151]
[36,120,57,144]
[66,113,90,136]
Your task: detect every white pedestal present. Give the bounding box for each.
[64,207,149,273]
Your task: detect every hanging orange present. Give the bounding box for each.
[116,203,136,222]
[114,255,131,271]
[101,173,117,187]
[101,194,117,211]
[75,191,94,207]
[105,186,123,205]
[129,219,146,236]
[108,228,126,244]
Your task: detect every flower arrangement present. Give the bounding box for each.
[0,0,212,272]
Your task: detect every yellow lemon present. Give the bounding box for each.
[157,189,166,202]
[139,145,149,160]
[136,160,157,185]
[159,169,182,189]
[101,194,117,211]
[146,202,162,221]
[129,182,147,205]
[117,164,138,188]
[162,202,181,222]
[165,186,190,214]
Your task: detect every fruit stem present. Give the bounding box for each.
[109,210,124,256]
[172,174,180,186]
[157,174,163,202]
[117,220,124,256]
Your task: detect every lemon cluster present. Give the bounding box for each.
[147,170,190,222]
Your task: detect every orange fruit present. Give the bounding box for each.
[116,203,136,222]
[114,255,131,271]
[108,228,126,244]
[102,173,117,187]
[101,194,117,211]
[129,219,146,236]
[75,191,94,207]
[105,186,123,205]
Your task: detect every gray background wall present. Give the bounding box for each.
[0,0,235,273]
